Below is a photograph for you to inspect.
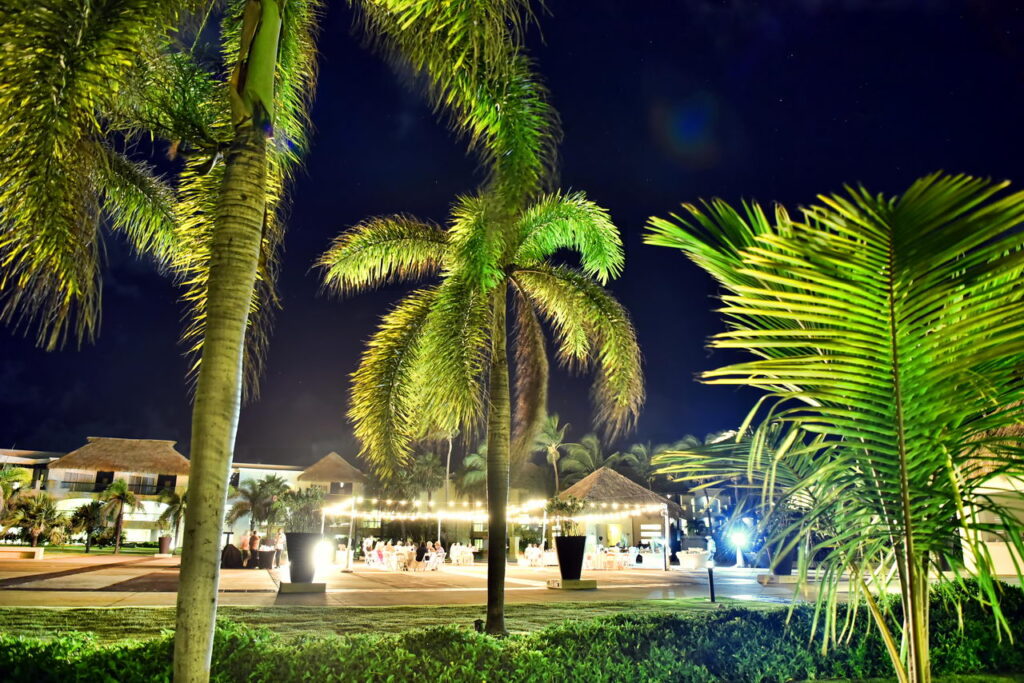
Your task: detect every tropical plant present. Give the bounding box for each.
[157,488,188,555]
[8,492,68,547]
[227,475,289,532]
[646,173,1024,683]
[99,479,141,555]
[455,444,488,500]
[410,452,447,502]
[70,501,107,554]
[0,466,31,519]
[545,495,586,537]
[559,434,624,488]
[280,486,324,534]
[534,415,572,493]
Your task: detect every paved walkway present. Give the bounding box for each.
[0,553,803,608]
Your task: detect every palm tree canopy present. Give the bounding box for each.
[157,487,188,527]
[646,172,1024,678]
[321,192,643,477]
[99,479,141,518]
[71,500,107,534]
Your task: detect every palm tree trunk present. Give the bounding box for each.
[173,122,268,682]
[485,285,510,635]
[901,552,931,683]
[30,531,39,547]
[114,502,124,555]
[85,533,92,553]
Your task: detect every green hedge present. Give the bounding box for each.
[2,581,1023,682]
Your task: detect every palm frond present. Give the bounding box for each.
[514,264,643,436]
[351,1,557,204]
[513,191,623,284]
[319,216,449,296]
[413,276,494,443]
[648,172,1024,679]
[509,288,548,474]
[444,194,508,291]
[350,286,438,476]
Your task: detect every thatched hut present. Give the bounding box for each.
[47,437,189,495]
[298,452,366,496]
[559,467,682,560]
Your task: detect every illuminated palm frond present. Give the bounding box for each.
[646,172,1024,683]
[0,0,181,348]
[514,264,644,436]
[319,216,449,295]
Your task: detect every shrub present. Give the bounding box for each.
[2,580,1023,682]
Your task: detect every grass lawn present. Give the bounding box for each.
[3,545,166,556]
[0,597,770,643]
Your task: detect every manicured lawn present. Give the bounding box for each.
[0,597,768,643]
[3,545,166,556]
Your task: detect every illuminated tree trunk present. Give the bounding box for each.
[173,124,267,682]
[113,501,124,554]
[485,283,510,635]
[173,1,281,679]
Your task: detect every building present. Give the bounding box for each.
[45,437,191,543]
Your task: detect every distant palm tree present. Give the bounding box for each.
[227,475,289,533]
[99,480,140,555]
[157,488,187,555]
[10,492,68,547]
[0,466,30,520]
[410,452,447,502]
[533,415,572,493]
[455,444,488,500]
[559,434,622,488]
[70,501,106,553]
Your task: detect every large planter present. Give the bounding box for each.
[554,535,587,581]
[158,535,172,555]
[285,532,322,583]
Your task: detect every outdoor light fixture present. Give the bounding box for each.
[729,528,750,568]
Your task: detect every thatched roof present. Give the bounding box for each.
[298,452,367,483]
[47,437,190,475]
[560,467,683,517]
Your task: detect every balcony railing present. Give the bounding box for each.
[60,481,161,495]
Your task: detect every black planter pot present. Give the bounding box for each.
[771,544,797,576]
[285,532,322,583]
[554,535,587,581]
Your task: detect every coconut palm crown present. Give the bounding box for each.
[320,191,643,477]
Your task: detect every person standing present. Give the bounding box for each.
[249,532,261,569]
[274,531,284,568]
[239,530,251,569]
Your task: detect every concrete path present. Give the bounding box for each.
[0,553,803,608]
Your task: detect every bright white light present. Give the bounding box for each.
[314,541,334,570]
[728,529,750,550]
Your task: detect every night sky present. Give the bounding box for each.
[3,0,1023,467]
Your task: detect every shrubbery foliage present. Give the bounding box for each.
[2,582,1023,682]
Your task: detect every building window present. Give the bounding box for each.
[329,481,345,495]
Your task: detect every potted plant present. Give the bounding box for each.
[280,487,324,583]
[546,495,587,581]
[156,518,173,555]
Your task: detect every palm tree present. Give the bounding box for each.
[99,480,141,554]
[157,488,187,555]
[559,434,626,488]
[646,173,1024,683]
[322,191,643,633]
[10,492,68,547]
[456,444,488,500]
[0,466,31,520]
[533,415,572,493]
[227,475,288,532]
[70,501,107,553]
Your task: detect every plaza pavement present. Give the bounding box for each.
[0,553,805,608]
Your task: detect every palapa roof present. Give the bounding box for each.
[298,452,367,483]
[47,437,190,475]
[560,467,683,517]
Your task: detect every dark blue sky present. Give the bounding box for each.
[3,0,1023,466]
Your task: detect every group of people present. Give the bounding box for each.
[237,530,285,569]
[362,539,450,571]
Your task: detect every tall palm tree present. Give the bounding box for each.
[99,479,141,554]
[322,191,643,634]
[71,500,107,554]
[158,488,188,555]
[456,443,488,500]
[533,414,572,493]
[646,173,1024,683]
